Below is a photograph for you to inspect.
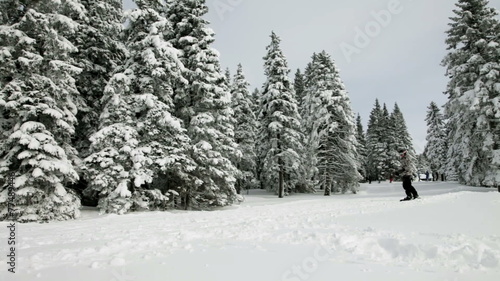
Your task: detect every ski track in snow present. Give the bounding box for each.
[1,182,499,281]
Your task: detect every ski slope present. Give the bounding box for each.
[1,181,499,281]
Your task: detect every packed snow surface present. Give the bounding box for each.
[1,181,499,281]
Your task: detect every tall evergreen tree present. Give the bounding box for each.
[83,0,193,214]
[356,114,368,180]
[0,0,85,222]
[294,68,306,106]
[379,103,396,178]
[250,88,260,114]
[366,100,386,181]
[231,64,258,193]
[300,53,319,189]
[72,0,126,157]
[424,102,447,180]
[251,87,264,188]
[301,51,360,195]
[166,0,240,207]
[224,67,231,85]
[68,0,127,205]
[442,0,500,187]
[389,103,416,176]
[258,32,304,197]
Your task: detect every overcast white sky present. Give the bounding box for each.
[124,0,500,153]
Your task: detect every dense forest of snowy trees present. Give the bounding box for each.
[423,0,499,188]
[0,0,498,222]
[440,0,500,188]
[363,100,416,182]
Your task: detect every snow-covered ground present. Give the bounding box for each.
[1,181,499,281]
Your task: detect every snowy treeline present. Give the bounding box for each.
[0,0,363,222]
[2,0,496,223]
[357,100,416,182]
[424,0,500,188]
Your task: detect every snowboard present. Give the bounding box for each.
[400,197,421,202]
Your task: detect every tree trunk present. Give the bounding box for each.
[324,170,330,196]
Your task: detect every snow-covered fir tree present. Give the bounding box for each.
[381,103,398,179]
[442,0,500,187]
[424,101,447,181]
[224,67,231,86]
[68,0,127,205]
[250,88,261,115]
[0,0,85,222]
[365,101,416,181]
[391,104,415,156]
[294,68,306,106]
[301,51,360,195]
[251,87,264,188]
[356,114,368,181]
[83,0,193,214]
[366,100,387,181]
[166,0,240,208]
[72,0,127,157]
[258,32,304,197]
[299,53,319,190]
[389,103,416,177]
[231,64,258,193]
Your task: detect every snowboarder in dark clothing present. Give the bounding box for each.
[398,148,419,201]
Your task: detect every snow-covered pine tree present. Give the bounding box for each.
[0,0,85,222]
[389,103,416,177]
[83,0,193,214]
[378,103,398,179]
[166,0,240,208]
[251,87,264,188]
[66,0,127,205]
[258,32,304,197]
[294,68,306,106]
[442,0,500,187]
[250,88,261,116]
[300,53,319,189]
[72,0,127,157]
[424,101,447,181]
[392,104,415,155]
[356,114,368,181]
[301,51,360,195]
[366,100,387,181]
[224,67,231,86]
[231,64,258,193]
